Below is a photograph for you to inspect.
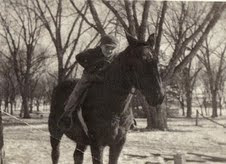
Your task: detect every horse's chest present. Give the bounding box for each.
[86,113,133,145]
[94,124,128,145]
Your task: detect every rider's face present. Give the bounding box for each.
[101,44,117,58]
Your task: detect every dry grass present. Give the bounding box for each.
[2,113,226,164]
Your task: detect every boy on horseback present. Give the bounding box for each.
[58,35,119,134]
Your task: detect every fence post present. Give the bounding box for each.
[174,153,186,164]
[195,110,199,126]
[0,110,5,164]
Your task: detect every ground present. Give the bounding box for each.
[2,112,226,164]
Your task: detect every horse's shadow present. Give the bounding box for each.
[130,127,192,133]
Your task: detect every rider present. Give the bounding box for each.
[58,34,119,133]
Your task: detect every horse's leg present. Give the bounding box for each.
[74,143,87,164]
[90,144,104,164]
[109,137,126,164]
[50,134,63,164]
[49,113,64,164]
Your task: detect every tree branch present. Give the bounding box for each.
[138,0,151,41]
[124,0,136,36]
[87,0,105,35]
[155,1,167,54]
[102,0,129,33]
[163,3,226,82]
[173,12,223,78]
[69,0,99,32]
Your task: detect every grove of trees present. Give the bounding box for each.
[0,0,226,130]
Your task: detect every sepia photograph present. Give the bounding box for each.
[0,0,226,163]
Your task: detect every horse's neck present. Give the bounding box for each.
[103,58,132,113]
[106,58,131,91]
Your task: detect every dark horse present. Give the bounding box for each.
[48,35,164,164]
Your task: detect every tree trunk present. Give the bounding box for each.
[14,102,17,112]
[19,102,23,118]
[36,100,40,112]
[21,95,30,118]
[218,96,222,116]
[4,100,8,113]
[29,97,33,113]
[58,56,65,84]
[200,106,204,115]
[146,105,167,130]
[10,102,13,115]
[211,91,218,118]
[180,98,185,116]
[42,101,46,111]
[203,98,208,116]
[0,110,5,164]
[186,91,192,118]
[219,106,222,116]
[142,94,167,130]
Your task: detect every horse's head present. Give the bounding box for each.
[122,34,164,106]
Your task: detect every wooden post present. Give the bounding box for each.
[195,110,199,126]
[174,153,186,164]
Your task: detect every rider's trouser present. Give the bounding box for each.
[64,72,92,114]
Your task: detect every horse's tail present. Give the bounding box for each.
[49,79,78,114]
[48,79,78,136]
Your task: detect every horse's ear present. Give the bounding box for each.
[147,33,155,48]
[125,32,138,46]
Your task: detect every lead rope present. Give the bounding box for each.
[0,109,101,163]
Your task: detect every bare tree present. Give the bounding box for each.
[0,0,46,118]
[70,1,226,130]
[0,62,5,164]
[102,0,153,41]
[149,2,226,129]
[163,2,226,81]
[101,1,226,129]
[168,58,202,118]
[169,79,186,116]
[198,71,212,115]
[182,61,202,118]
[0,55,4,162]
[198,36,226,118]
[0,109,4,164]
[0,60,17,115]
[218,78,225,116]
[32,0,94,83]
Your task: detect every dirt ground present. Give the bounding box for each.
[2,113,226,164]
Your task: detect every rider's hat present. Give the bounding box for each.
[100,35,119,48]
